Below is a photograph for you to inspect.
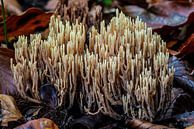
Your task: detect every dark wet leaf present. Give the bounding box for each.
[71,115,101,129]
[159,88,194,122]
[0,8,52,42]
[71,114,115,129]
[98,123,118,129]
[117,0,148,8]
[171,88,194,116]
[0,48,16,94]
[0,94,22,126]
[125,118,175,129]
[39,84,58,109]
[174,111,194,128]
[154,12,194,42]
[168,56,194,94]
[168,33,194,56]
[24,107,42,121]
[121,1,194,29]
[14,118,59,129]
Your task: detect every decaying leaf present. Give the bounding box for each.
[174,111,194,128]
[171,88,194,116]
[125,118,175,129]
[168,56,194,94]
[71,114,105,129]
[0,94,22,126]
[71,114,117,129]
[121,1,194,29]
[0,8,52,42]
[168,34,194,56]
[14,118,59,129]
[0,48,16,94]
[155,12,194,52]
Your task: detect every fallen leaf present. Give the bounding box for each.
[174,111,194,128]
[168,56,194,94]
[121,1,194,29]
[39,84,58,109]
[186,125,194,129]
[71,115,103,129]
[0,47,16,94]
[71,114,115,129]
[125,118,175,129]
[155,12,194,51]
[0,94,22,126]
[168,34,194,56]
[14,118,59,129]
[0,7,52,42]
[160,87,194,123]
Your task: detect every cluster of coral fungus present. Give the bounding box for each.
[11,10,174,121]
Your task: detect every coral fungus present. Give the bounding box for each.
[11,10,174,121]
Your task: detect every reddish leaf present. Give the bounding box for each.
[0,8,52,42]
[14,118,59,129]
[0,47,16,94]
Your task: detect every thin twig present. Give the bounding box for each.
[1,0,8,46]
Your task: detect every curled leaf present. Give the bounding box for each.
[168,56,194,94]
[71,115,103,129]
[14,118,59,129]
[0,8,52,42]
[122,1,194,29]
[174,111,194,128]
[0,94,22,126]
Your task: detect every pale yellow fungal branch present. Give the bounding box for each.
[11,10,174,121]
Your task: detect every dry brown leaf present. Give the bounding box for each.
[0,0,22,15]
[14,118,59,129]
[0,94,22,126]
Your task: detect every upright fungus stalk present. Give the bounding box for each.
[11,10,174,121]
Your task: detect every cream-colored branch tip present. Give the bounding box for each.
[11,10,174,121]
